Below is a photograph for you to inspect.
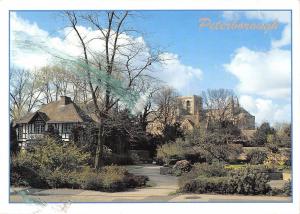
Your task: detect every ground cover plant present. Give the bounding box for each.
[11,137,148,192]
[178,163,272,195]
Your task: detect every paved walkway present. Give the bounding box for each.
[10,165,292,203]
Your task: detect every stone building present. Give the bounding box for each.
[177,95,255,131]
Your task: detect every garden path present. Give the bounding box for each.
[10,165,291,202]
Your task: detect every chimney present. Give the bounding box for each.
[59,96,72,105]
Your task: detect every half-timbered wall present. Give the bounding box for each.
[17,122,77,142]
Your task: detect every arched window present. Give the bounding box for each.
[186,100,191,114]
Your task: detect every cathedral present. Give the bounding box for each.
[177,95,255,131]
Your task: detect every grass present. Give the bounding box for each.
[168,190,180,196]
[224,164,246,170]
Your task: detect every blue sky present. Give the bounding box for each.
[11,10,292,125]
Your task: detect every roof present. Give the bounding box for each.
[15,111,49,124]
[241,129,256,139]
[183,118,195,126]
[16,96,94,124]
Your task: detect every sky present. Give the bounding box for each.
[10,10,292,125]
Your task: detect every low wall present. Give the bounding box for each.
[265,172,283,180]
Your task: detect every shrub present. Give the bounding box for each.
[246,149,268,164]
[185,127,243,163]
[282,180,292,196]
[252,122,275,146]
[280,150,291,166]
[10,154,49,188]
[192,162,227,177]
[11,137,149,192]
[123,174,149,188]
[80,165,149,192]
[178,162,228,190]
[268,187,283,196]
[83,174,103,190]
[266,143,279,153]
[179,176,231,194]
[99,165,128,191]
[228,166,271,195]
[264,153,289,170]
[268,180,292,196]
[156,139,187,164]
[179,165,271,195]
[171,160,192,176]
[44,169,82,189]
[10,137,90,189]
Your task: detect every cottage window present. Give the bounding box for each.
[62,123,73,133]
[34,121,45,134]
[17,125,23,139]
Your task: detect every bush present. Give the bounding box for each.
[192,162,228,177]
[11,137,148,192]
[81,165,149,192]
[179,176,231,194]
[10,155,49,188]
[98,165,128,191]
[185,127,243,163]
[178,165,271,195]
[264,153,289,170]
[252,122,275,146]
[44,169,82,189]
[228,166,271,195]
[11,137,90,189]
[171,160,192,176]
[178,162,228,191]
[266,143,279,153]
[156,139,187,164]
[282,180,292,196]
[280,150,291,166]
[268,180,292,196]
[246,149,268,164]
[123,174,149,188]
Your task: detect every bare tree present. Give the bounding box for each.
[63,11,162,168]
[151,87,180,133]
[202,89,239,129]
[10,69,43,121]
[137,81,161,132]
[37,65,90,104]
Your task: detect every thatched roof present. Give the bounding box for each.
[15,111,49,124]
[16,96,94,124]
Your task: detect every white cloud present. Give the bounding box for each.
[155,52,203,91]
[10,12,51,70]
[239,95,291,125]
[271,24,291,49]
[245,11,291,49]
[244,11,290,24]
[11,12,203,93]
[224,47,291,99]
[223,11,290,24]
[222,11,291,49]
[222,11,292,125]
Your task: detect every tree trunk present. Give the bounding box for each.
[94,120,104,169]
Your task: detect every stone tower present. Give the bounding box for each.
[177,95,203,125]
